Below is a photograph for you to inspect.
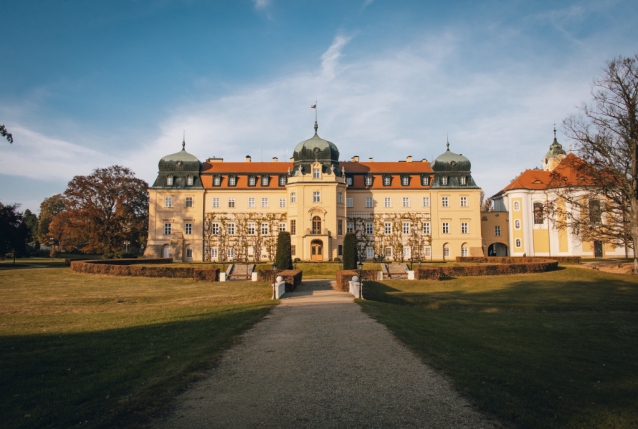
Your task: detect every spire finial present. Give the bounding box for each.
[311,101,318,134]
[446,133,450,151]
[182,130,186,150]
[553,123,557,139]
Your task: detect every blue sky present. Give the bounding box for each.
[1,0,637,213]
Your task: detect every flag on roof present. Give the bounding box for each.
[311,104,316,109]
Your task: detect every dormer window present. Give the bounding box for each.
[279,175,287,186]
[401,175,409,186]
[261,175,270,186]
[213,175,221,186]
[248,175,257,186]
[228,175,237,186]
[460,176,466,185]
[421,175,429,186]
[166,176,173,186]
[313,168,320,179]
[441,176,448,185]
[383,175,391,186]
[365,175,373,186]
[346,176,353,186]
[187,175,193,186]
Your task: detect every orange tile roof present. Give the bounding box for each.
[343,161,432,173]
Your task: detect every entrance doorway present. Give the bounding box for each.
[594,241,603,258]
[311,240,323,261]
[162,245,170,258]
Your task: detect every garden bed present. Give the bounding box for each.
[70,259,220,281]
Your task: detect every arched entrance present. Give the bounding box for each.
[487,242,509,256]
[311,239,323,261]
[312,216,322,234]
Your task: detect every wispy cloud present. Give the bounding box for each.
[253,0,270,10]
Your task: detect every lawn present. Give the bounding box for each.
[0,265,276,429]
[359,266,638,429]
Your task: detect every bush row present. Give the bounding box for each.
[257,269,303,292]
[456,256,581,264]
[70,259,219,281]
[416,260,558,280]
[334,270,378,292]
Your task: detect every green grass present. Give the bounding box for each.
[0,266,276,429]
[359,267,638,428]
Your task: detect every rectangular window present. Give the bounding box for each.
[261,198,268,208]
[461,246,468,256]
[460,176,467,185]
[346,222,354,233]
[443,247,450,257]
[165,197,172,208]
[279,223,286,232]
[366,247,374,259]
[338,192,343,203]
[212,197,220,208]
[291,220,296,235]
[384,197,391,208]
[423,222,431,234]
[365,176,373,186]
[261,223,269,235]
[248,176,256,186]
[279,198,286,208]
[291,192,296,203]
[185,197,193,207]
[423,197,430,207]
[164,223,171,235]
[403,246,411,258]
[346,197,353,208]
[402,197,410,208]
[460,196,468,207]
[228,198,235,208]
[495,225,501,236]
[313,168,320,178]
[383,176,391,186]
[279,175,287,186]
[346,176,353,186]
[229,175,237,186]
[227,248,234,258]
[423,246,431,257]
[185,223,192,235]
[441,176,448,185]
[366,197,373,208]
[442,197,448,207]
[261,175,269,186]
[421,176,429,186]
[248,197,255,208]
[338,220,343,235]
[211,223,220,235]
[313,192,320,203]
[401,176,409,186]
[338,245,343,256]
[442,222,449,234]
[461,222,468,234]
[385,247,392,258]
[211,248,218,258]
[213,175,221,186]
[166,176,173,186]
[365,222,373,234]
[384,222,392,234]
[402,222,410,234]
[248,223,255,235]
[228,223,235,235]
[534,202,544,224]
[291,245,296,256]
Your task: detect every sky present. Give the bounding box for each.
[1,0,637,213]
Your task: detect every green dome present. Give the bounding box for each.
[293,129,340,163]
[158,142,200,172]
[432,144,471,172]
[545,137,566,160]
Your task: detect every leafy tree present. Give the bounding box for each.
[343,232,358,269]
[480,191,493,212]
[1,125,13,144]
[274,231,292,270]
[555,54,638,272]
[60,166,149,254]
[38,194,66,245]
[23,209,39,249]
[0,203,30,262]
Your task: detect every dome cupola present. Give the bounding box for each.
[151,137,203,189]
[292,121,340,175]
[431,139,478,188]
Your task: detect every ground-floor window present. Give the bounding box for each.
[366,247,374,259]
[227,248,234,258]
[186,247,193,258]
[424,246,431,257]
[211,248,218,258]
[291,245,296,256]
[461,245,468,257]
[403,246,411,259]
[338,245,343,256]
[385,247,393,258]
[443,246,450,257]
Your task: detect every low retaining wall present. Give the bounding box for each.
[335,270,378,292]
[257,269,303,292]
[416,259,558,280]
[70,259,220,281]
[456,256,581,264]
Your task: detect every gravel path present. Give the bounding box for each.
[153,279,493,428]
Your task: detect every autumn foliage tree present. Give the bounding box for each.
[56,166,149,254]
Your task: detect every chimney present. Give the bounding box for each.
[290,157,294,162]
[406,155,413,163]
[207,157,224,163]
[422,158,428,162]
[245,155,251,163]
[272,157,278,162]
[352,155,360,162]
[368,157,374,162]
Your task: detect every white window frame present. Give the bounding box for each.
[365,222,374,234]
[279,175,286,186]
[346,197,353,208]
[166,176,173,186]
[461,222,468,234]
[248,197,255,208]
[164,223,171,235]
[423,197,430,207]
[165,197,173,208]
[291,192,296,204]
[441,176,448,185]
[227,248,234,258]
[211,223,220,235]
[313,168,320,179]
[248,176,256,186]
[338,192,343,204]
[460,196,467,207]
[185,197,193,208]
[261,223,269,235]
[229,175,237,186]
[279,222,286,232]
[423,222,431,234]
[365,197,373,208]
[495,226,501,236]
[365,176,373,186]
[279,198,286,208]
[212,197,220,208]
[313,192,321,203]
[346,222,354,233]
[213,176,221,186]
[185,223,192,235]
[228,198,235,208]
[442,197,448,207]
[228,223,235,235]
[515,238,522,248]
[401,176,409,186]
[366,247,374,259]
[515,219,521,229]
[402,197,410,208]
[442,222,449,234]
[261,175,269,186]
[261,198,268,208]
[514,201,520,211]
[384,197,391,208]
[461,246,468,256]
[383,176,391,186]
[402,222,410,234]
[384,222,392,234]
[187,175,193,186]
[210,248,218,258]
[460,176,466,185]
[443,246,450,257]
[424,247,431,257]
[248,223,256,235]
[346,176,353,186]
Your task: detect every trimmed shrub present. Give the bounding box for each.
[335,269,377,292]
[456,256,581,264]
[275,231,293,270]
[343,233,358,270]
[70,259,219,281]
[414,259,558,280]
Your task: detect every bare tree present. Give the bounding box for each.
[556,54,638,272]
[0,125,13,144]
[480,190,493,212]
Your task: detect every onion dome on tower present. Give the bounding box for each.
[431,139,478,188]
[542,127,567,171]
[292,120,341,176]
[151,136,203,189]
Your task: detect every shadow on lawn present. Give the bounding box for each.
[0,303,273,429]
[360,275,638,428]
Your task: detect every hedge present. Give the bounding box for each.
[257,269,303,292]
[70,259,220,281]
[415,260,558,280]
[334,269,378,292]
[456,256,581,264]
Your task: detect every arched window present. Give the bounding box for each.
[533,202,544,224]
[461,244,468,257]
[515,219,521,229]
[312,216,322,234]
[515,238,522,248]
[186,175,193,186]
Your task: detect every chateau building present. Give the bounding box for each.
[491,131,626,258]
[145,122,483,262]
